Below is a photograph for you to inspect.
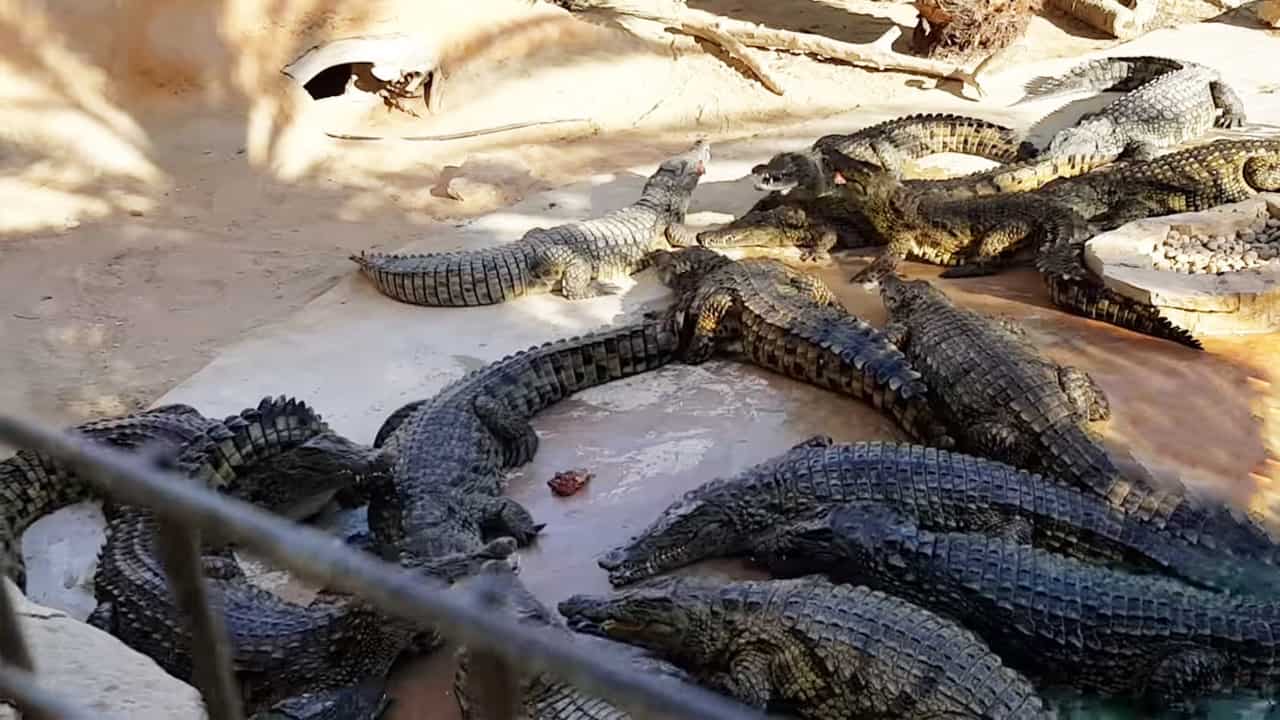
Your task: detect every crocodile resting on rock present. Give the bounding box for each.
[559,575,1051,719]
[452,560,698,720]
[750,113,1038,197]
[876,274,1277,555]
[598,436,1280,596]
[774,503,1280,710]
[0,397,376,590]
[351,141,709,306]
[367,314,684,574]
[649,247,949,446]
[1028,56,1246,162]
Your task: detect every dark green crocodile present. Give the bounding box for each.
[1028,56,1246,162]
[699,150,1106,260]
[750,113,1038,197]
[778,503,1280,710]
[559,575,1051,719]
[452,560,698,720]
[351,141,709,306]
[598,436,1280,596]
[0,397,372,589]
[875,273,1276,552]
[648,247,950,446]
[366,314,684,574]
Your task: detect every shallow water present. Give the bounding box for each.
[382,259,1280,720]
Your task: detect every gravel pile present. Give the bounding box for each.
[1154,216,1280,274]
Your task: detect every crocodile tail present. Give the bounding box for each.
[1162,499,1280,570]
[1036,240,1203,349]
[1017,56,1188,101]
[880,113,1039,163]
[182,396,333,488]
[351,244,535,307]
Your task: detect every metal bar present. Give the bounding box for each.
[0,579,35,671]
[154,518,245,720]
[0,663,97,720]
[0,415,759,720]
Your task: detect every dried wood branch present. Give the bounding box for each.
[1046,0,1156,38]
[550,0,994,99]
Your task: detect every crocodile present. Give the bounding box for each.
[875,273,1278,554]
[699,150,1107,260]
[1029,57,1246,162]
[91,506,510,718]
[750,113,1038,197]
[0,397,376,589]
[366,314,684,572]
[452,560,697,720]
[559,575,1051,719]
[350,141,709,306]
[786,503,1280,710]
[648,247,949,446]
[598,437,1280,596]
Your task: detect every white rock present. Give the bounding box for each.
[0,580,207,720]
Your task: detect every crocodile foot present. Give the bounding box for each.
[250,679,392,720]
[850,253,900,288]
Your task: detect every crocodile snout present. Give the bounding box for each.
[597,549,626,571]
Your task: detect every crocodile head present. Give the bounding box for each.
[751,150,822,194]
[237,432,392,516]
[598,482,752,586]
[641,140,712,218]
[877,274,946,318]
[822,150,899,202]
[559,576,723,664]
[697,202,829,250]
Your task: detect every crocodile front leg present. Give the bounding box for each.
[1210,81,1247,129]
[1058,366,1112,422]
[472,395,539,467]
[532,247,621,300]
[665,223,699,248]
[851,250,904,286]
[711,649,775,709]
[1141,648,1227,711]
[473,495,544,546]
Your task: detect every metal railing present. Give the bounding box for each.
[0,414,758,720]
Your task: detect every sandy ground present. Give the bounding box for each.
[0,0,1156,428]
[6,0,1280,717]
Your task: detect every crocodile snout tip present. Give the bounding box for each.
[597,549,625,571]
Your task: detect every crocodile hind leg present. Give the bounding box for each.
[711,650,775,708]
[966,418,1032,469]
[1058,366,1112,422]
[1141,649,1227,712]
[851,251,904,286]
[473,395,539,467]
[254,679,393,720]
[473,495,544,546]
[939,221,1035,279]
[1210,81,1247,129]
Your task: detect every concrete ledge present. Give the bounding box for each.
[1085,194,1280,336]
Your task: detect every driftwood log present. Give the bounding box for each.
[1046,0,1157,39]
[547,0,999,99]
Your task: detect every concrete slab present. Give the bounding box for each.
[1087,194,1280,335]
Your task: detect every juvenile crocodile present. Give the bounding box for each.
[751,113,1038,197]
[797,503,1280,709]
[351,141,709,306]
[559,575,1051,719]
[0,397,373,589]
[453,560,697,720]
[1032,57,1246,162]
[598,437,1280,596]
[367,315,683,570]
[876,273,1277,554]
[648,247,949,446]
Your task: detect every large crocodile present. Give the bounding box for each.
[750,113,1038,197]
[367,314,684,571]
[559,575,1051,719]
[1029,56,1246,162]
[452,560,699,720]
[781,503,1280,709]
[0,397,374,589]
[351,141,709,306]
[875,273,1276,553]
[648,247,949,446]
[597,437,1280,596]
